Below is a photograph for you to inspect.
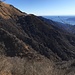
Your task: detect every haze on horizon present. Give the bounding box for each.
[5,0,75,16]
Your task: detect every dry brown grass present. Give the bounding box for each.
[0,55,75,75]
[0,55,54,75]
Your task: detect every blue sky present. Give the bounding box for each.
[5,0,75,16]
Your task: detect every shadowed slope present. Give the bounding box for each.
[0,2,75,61]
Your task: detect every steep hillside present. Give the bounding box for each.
[1,2,75,75]
[0,2,75,61]
[17,15,75,60]
[39,16,75,34]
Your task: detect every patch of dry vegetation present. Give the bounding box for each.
[0,55,75,75]
[0,56,54,75]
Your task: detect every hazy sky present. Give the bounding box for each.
[5,0,75,16]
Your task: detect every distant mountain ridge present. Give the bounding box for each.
[44,16,75,25]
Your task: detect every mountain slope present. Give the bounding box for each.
[39,16,75,34]
[17,15,75,60]
[0,2,75,61]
